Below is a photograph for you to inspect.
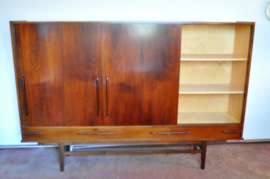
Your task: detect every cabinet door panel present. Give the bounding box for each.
[102,23,180,125]
[20,23,102,126]
[62,24,103,126]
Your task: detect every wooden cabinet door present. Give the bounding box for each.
[102,23,180,126]
[20,23,102,126]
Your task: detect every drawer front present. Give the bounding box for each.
[169,125,242,140]
[96,127,171,140]
[22,127,98,141]
[22,126,171,141]
[22,125,242,142]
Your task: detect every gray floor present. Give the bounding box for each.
[0,143,270,179]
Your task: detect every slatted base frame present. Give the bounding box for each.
[58,142,207,171]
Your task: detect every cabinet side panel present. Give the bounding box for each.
[230,61,247,91]
[233,26,251,58]
[231,26,251,91]
[227,94,244,123]
[240,24,255,128]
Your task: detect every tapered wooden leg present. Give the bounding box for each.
[65,145,71,152]
[58,143,65,172]
[200,141,207,169]
[193,144,197,154]
[65,145,71,156]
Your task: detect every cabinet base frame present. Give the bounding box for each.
[58,141,207,172]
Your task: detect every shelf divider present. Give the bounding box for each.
[181,54,247,61]
[179,84,244,94]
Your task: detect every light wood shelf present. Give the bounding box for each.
[181,54,247,61]
[178,24,251,125]
[179,84,244,94]
[177,112,240,124]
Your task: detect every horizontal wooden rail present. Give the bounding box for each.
[64,149,202,156]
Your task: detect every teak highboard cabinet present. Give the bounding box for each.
[10,21,255,171]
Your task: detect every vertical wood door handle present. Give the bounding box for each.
[106,77,109,116]
[95,77,100,116]
[21,76,28,116]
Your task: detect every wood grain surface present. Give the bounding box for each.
[20,23,102,126]
[21,125,242,142]
[102,23,180,126]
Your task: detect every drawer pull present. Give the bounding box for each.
[222,130,242,133]
[23,132,43,135]
[151,131,190,135]
[77,132,117,135]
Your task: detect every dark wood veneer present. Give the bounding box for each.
[102,23,180,126]
[21,124,242,142]
[10,21,255,142]
[10,21,254,171]
[16,23,103,126]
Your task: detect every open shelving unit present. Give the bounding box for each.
[178,24,251,124]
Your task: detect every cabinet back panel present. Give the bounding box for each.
[178,94,229,112]
[178,94,243,124]
[20,23,102,126]
[102,23,180,125]
[180,61,232,84]
[181,25,235,54]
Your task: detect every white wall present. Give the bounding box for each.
[0,0,270,145]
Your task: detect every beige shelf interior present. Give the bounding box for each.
[181,54,247,61]
[179,84,244,94]
[177,112,239,124]
[180,61,247,91]
[177,94,244,124]
[181,25,251,56]
[178,24,250,124]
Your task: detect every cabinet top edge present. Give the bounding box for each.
[9,21,255,26]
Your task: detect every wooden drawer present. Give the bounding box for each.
[22,126,172,142]
[22,127,98,141]
[22,125,242,142]
[96,127,171,140]
[168,125,242,140]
